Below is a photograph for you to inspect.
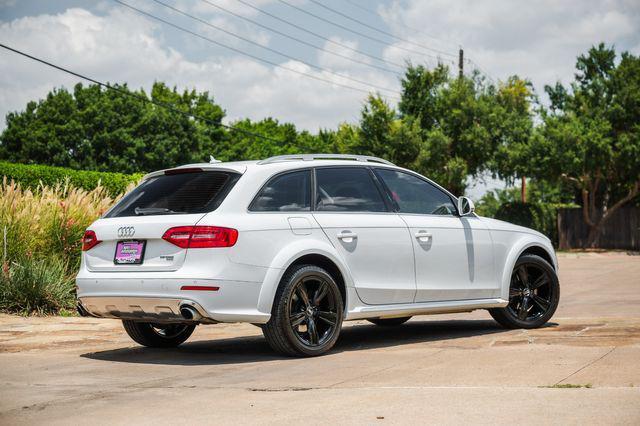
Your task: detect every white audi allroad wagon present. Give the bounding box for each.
[77,154,560,356]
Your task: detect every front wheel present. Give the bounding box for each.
[489,254,560,329]
[263,264,344,357]
[122,321,195,348]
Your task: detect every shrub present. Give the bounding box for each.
[0,161,141,196]
[0,256,76,314]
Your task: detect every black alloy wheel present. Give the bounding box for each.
[263,264,344,356]
[288,275,339,347]
[489,254,560,329]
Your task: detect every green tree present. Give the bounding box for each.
[398,64,535,195]
[0,82,225,173]
[352,95,421,168]
[527,44,640,247]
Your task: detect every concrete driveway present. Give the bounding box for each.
[1,252,639,425]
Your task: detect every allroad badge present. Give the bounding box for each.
[117,226,135,238]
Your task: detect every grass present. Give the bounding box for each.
[541,383,593,389]
[0,256,76,315]
[0,177,124,315]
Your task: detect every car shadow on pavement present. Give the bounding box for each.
[81,319,520,366]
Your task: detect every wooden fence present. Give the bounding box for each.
[557,207,640,250]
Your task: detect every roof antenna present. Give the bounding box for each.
[209,155,221,164]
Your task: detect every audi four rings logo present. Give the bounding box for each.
[117,226,135,238]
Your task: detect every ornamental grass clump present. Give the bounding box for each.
[0,177,125,314]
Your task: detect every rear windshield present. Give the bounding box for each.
[105,170,239,218]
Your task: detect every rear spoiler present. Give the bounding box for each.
[142,164,247,181]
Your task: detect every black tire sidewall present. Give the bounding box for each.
[274,265,344,356]
[492,254,560,329]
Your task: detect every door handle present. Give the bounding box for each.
[337,231,358,242]
[415,231,432,242]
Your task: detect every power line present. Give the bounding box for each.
[198,0,401,77]
[276,0,456,65]
[149,0,400,96]
[342,0,459,50]
[0,42,287,145]
[232,0,405,71]
[306,0,458,59]
[113,0,401,100]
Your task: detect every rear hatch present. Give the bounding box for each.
[84,168,240,272]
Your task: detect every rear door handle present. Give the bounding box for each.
[337,231,357,242]
[415,231,432,242]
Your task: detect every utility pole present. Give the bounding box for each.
[521,176,527,203]
[458,48,464,78]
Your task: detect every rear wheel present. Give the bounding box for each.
[122,321,195,348]
[367,316,411,326]
[263,264,343,357]
[489,254,559,329]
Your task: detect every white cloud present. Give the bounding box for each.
[380,0,640,97]
[0,5,395,132]
[0,0,638,137]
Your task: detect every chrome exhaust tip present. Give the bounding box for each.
[179,304,202,321]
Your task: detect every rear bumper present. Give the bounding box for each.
[78,296,215,323]
[76,276,271,324]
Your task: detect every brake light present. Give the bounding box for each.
[82,230,101,251]
[162,226,238,248]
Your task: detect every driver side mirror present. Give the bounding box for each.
[457,196,475,216]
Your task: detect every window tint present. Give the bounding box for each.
[376,169,456,216]
[106,170,237,218]
[315,167,387,212]
[250,170,311,211]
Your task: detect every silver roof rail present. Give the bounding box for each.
[257,154,395,166]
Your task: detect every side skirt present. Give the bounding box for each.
[344,298,508,321]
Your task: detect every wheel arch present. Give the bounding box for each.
[256,243,353,318]
[499,237,558,301]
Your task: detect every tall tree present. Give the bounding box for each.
[398,64,534,195]
[0,82,225,173]
[528,44,640,247]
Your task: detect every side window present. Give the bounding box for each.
[250,170,311,211]
[376,169,456,216]
[315,167,387,212]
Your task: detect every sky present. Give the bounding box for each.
[0,0,639,195]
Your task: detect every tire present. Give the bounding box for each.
[367,316,411,326]
[489,254,560,329]
[262,264,344,357]
[122,321,195,348]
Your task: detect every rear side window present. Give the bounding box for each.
[250,170,311,211]
[375,169,456,215]
[105,170,238,218]
[315,167,387,212]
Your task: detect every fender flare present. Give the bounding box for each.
[256,240,354,315]
[499,237,557,300]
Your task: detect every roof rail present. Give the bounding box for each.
[257,154,395,166]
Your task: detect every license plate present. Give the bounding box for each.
[114,240,146,264]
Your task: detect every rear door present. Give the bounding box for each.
[84,168,239,272]
[312,167,415,305]
[374,168,496,302]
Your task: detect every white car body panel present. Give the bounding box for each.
[77,158,557,325]
[313,212,415,304]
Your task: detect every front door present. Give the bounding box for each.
[374,168,497,302]
[312,167,415,305]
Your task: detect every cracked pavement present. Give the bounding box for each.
[1,252,639,424]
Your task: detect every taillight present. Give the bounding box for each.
[82,230,101,251]
[162,226,238,248]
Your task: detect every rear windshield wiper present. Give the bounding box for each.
[134,207,186,216]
